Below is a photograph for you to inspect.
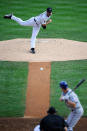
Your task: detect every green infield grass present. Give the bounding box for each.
[50,60,87,117]
[0,61,28,117]
[0,0,87,41]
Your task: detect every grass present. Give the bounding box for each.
[0,60,87,117]
[50,60,87,117]
[0,0,87,117]
[0,0,87,41]
[0,61,28,117]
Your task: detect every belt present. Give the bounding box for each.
[34,18,38,25]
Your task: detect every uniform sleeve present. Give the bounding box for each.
[39,12,46,25]
[41,12,50,25]
[41,17,50,24]
[69,93,78,103]
[41,18,46,25]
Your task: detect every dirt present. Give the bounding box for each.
[0,117,86,131]
[0,38,87,62]
[24,62,51,118]
[0,38,87,130]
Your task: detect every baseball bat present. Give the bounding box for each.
[68,78,86,95]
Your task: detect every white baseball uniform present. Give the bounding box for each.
[61,88,84,131]
[11,11,51,48]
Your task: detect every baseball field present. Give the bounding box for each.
[0,0,87,130]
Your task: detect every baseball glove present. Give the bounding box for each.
[42,25,46,29]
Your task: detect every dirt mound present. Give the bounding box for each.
[0,38,87,62]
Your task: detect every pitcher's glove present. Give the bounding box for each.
[42,25,46,29]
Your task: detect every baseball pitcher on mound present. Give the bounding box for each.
[4,8,52,54]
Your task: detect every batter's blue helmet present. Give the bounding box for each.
[59,81,68,89]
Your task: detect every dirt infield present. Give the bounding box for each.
[25,62,51,118]
[0,117,87,131]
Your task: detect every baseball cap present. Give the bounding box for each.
[47,7,52,13]
[47,107,56,114]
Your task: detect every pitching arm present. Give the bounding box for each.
[42,19,52,29]
[46,19,52,25]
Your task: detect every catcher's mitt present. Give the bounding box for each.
[42,25,46,29]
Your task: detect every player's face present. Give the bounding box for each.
[47,12,52,17]
[61,88,67,93]
[61,88,64,92]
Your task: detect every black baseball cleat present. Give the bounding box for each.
[30,48,35,54]
[4,13,12,19]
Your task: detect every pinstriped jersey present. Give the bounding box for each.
[35,11,51,25]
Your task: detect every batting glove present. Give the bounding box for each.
[61,95,69,101]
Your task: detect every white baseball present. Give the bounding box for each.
[40,67,44,71]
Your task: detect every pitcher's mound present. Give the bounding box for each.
[0,38,87,62]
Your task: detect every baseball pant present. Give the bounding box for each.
[11,15,41,48]
[34,125,40,131]
[67,108,84,131]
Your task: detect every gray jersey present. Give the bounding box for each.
[62,88,83,111]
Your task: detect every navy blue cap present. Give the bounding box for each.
[47,7,52,13]
[47,107,56,114]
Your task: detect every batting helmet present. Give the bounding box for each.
[47,7,52,13]
[59,81,68,89]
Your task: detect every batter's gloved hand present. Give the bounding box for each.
[42,25,46,29]
[61,95,69,101]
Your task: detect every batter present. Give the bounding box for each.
[59,81,84,131]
